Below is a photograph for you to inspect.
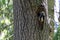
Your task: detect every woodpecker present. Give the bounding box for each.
[37,11,45,30]
[37,11,45,22]
[36,4,45,30]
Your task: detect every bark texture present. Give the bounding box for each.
[13,0,49,40]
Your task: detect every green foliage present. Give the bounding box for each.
[48,0,60,40]
[0,0,13,40]
[53,25,60,40]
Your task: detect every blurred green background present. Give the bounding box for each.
[0,0,13,40]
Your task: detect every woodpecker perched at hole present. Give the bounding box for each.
[37,11,45,30]
[37,11,45,22]
[36,4,45,30]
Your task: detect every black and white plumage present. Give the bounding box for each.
[37,11,45,22]
[37,11,45,30]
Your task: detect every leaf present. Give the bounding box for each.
[1,20,5,24]
[5,18,11,25]
[0,1,3,7]
[8,0,10,4]
[2,0,5,4]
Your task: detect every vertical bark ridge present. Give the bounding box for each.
[13,0,49,40]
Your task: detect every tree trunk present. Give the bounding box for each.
[13,0,49,40]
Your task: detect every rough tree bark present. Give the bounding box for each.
[13,0,49,40]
